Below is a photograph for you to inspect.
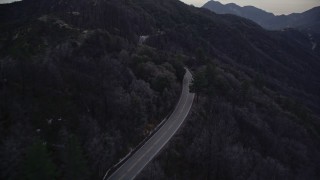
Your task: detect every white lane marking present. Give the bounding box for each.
[106,76,188,180]
[107,69,194,180]
[153,130,168,146]
[127,155,143,172]
[118,173,126,180]
[116,78,191,179]
[131,92,194,180]
[130,71,194,179]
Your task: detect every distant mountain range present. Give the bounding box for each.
[203,0,320,32]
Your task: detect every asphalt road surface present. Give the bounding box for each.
[105,69,195,180]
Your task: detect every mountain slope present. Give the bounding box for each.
[203,0,320,32]
[202,0,274,26]
[0,0,320,179]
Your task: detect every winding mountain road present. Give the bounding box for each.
[105,69,195,180]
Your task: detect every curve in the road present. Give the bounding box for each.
[104,69,195,180]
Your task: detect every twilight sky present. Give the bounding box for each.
[0,0,319,15]
[181,0,320,15]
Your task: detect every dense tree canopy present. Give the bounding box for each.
[1,0,320,179]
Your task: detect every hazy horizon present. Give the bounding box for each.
[181,0,320,15]
[1,0,320,15]
[0,0,19,4]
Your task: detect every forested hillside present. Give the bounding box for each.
[1,0,320,179]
